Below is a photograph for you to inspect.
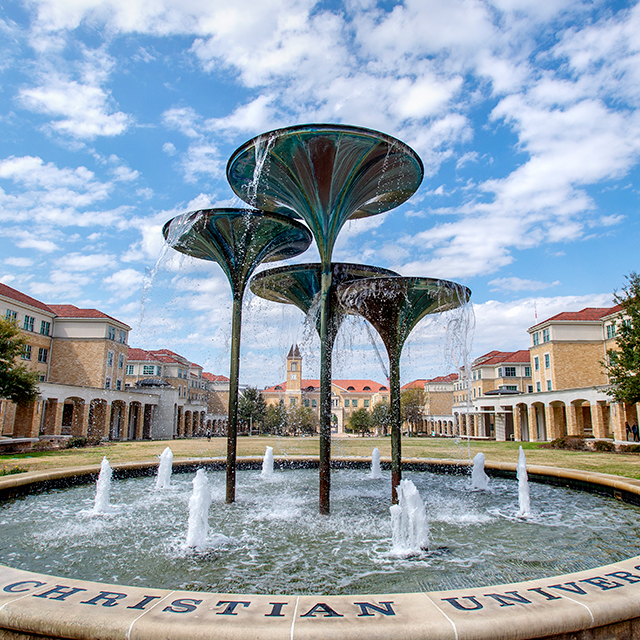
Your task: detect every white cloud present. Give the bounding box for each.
[488,277,560,292]
[14,236,60,252]
[4,257,35,267]
[55,252,118,271]
[103,268,144,298]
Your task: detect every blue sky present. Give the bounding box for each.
[1,0,639,387]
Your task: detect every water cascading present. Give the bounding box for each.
[517,446,531,518]
[390,479,429,556]
[369,447,383,479]
[261,446,274,478]
[186,469,213,550]
[155,446,173,489]
[92,457,113,514]
[471,452,489,490]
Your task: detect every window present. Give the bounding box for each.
[126,365,134,375]
[344,399,350,407]
[107,351,114,367]
[606,323,616,339]
[23,315,35,332]
[536,381,541,392]
[364,399,369,407]
[143,365,155,375]
[22,345,31,360]
[534,356,539,371]
[108,326,116,340]
[105,378,111,389]
[542,328,550,343]
[352,399,358,408]
[477,371,481,379]
[119,354,124,369]
[291,362,298,371]
[311,399,317,408]
[38,348,48,363]
[116,380,122,390]
[118,330,127,344]
[503,366,516,377]
[524,366,531,377]
[533,332,539,346]
[528,385,534,393]
[544,354,550,369]
[303,399,309,407]
[546,380,552,391]
[5,309,17,322]
[156,366,162,375]
[473,388,476,398]
[290,398,296,406]
[40,321,50,336]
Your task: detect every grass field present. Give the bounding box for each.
[1,436,639,479]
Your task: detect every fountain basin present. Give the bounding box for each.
[1,458,640,639]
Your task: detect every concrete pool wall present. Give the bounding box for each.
[1,456,640,640]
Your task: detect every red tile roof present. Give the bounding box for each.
[530,306,621,330]
[48,304,130,329]
[401,379,428,390]
[264,379,389,393]
[474,350,530,366]
[429,373,459,383]
[0,282,55,314]
[202,372,230,383]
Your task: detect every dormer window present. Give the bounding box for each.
[347,386,355,391]
[363,386,371,391]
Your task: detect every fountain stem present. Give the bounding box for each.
[389,350,402,503]
[318,262,333,515]
[226,292,243,504]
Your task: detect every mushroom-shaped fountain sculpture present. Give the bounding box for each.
[228,124,423,514]
[338,277,471,503]
[163,209,312,504]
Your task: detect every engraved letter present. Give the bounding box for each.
[127,595,162,610]
[266,602,288,617]
[605,571,640,584]
[483,591,531,607]
[216,601,251,615]
[441,596,483,611]
[163,598,202,614]
[548,582,587,595]
[81,591,128,607]
[353,602,396,617]
[300,603,344,618]
[4,581,46,593]
[33,585,87,601]
[579,577,623,591]
[527,587,561,601]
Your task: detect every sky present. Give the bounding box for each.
[1,0,639,388]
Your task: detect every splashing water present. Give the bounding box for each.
[186,469,212,550]
[369,448,383,479]
[471,452,490,491]
[390,479,429,556]
[93,457,113,514]
[156,447,173,489]
[517,446,531,518]
[261,446,274,478]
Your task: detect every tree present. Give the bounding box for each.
[238,386,266,434]
[346,407,371,436]
[371,401,392,436]
[0,318,39,404]
[286,404,318,435]
[603,272,640,405]
[401,387,424,435]
[263,399,287,435]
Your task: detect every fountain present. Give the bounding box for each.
[228,124,424,514]
[389,479,429,556]
[261,446,274,478]
[471,452,489,491]
[517,446,531,518]
[92,456,113,514]
[163,209,312,503]
[185,469,213,550]
[155,446,173,489]
[369,447,383,479]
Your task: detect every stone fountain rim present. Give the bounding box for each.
[1,456,640,640]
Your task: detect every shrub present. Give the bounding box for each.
[66,436,88,449]
[619,444,640,454]
[593,440,615,452]
[545,436,586,451]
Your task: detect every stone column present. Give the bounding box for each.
[495,411,506,441]
[611,402,626,441]
[566,403,580,437]
[528,405,538,441]
[592,402,608,439]
[79,402,91,437]
[514,406,522,441]
[545,405,557,440]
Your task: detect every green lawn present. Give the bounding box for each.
[1,436,639,479]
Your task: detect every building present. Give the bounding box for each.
[262,345,390,434]
[458,306,631,442]
[0,283,224,445]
